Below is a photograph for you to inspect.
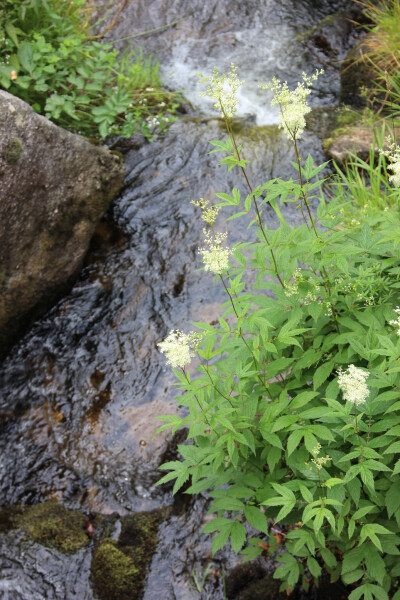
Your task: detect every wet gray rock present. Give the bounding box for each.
[0,91,125,359]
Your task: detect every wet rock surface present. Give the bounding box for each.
[0,91,125,359]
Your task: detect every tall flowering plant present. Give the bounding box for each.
[156,65,400,600]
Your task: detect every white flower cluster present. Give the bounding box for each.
[284,269,320,305]
[259,70,323,140]
[389,307,400,335]
[284,267,302,297]
[191,198,221,226]
[158,330,204,369]
[199,230,231,275]
[310,443,331,470]
[380,139,400,187]
[337,364,370,406]
[197,63,244,118]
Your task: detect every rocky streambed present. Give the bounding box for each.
[0,1,363,598]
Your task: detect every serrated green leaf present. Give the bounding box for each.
[348,585,367,600]
[202,517,235,533]
[393,459,400,476]
[212,525,231,555]
[307,556,321,578]
[244,506,269,534]
[325,478,343,488]
[383,441,400,454]
[313,361,335,390]
[209,497,245,512]
[352,505,376,520]
[230,522,247,553]
[348,519,356,538]
[342,545,365,574]
[342,569,364,585]
[364,543,387,585]
[287,429,304,457]
[320,547,337,568]
[267,446,282,472]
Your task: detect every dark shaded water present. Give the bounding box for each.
[0,1,359,597]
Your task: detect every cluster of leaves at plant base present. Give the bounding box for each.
[156,142,400,599]
[0,0,178,139]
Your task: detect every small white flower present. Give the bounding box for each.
[191,198,221,225]
[337,364,370,406]
[197,63,244,118]
[380,139,400,187]
[389,307,400,335]
[259,70,323,140]
[198,230,231,274]
[158,330,204,369]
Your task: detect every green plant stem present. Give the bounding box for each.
[182,369,212,427]
[291,136,340,331]
[354,403,364,462]
[219,274,271,395]
[199,357,235,408]
[221,103,285,288]
[292,136,319,236]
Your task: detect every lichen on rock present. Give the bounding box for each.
[2,136,23,164]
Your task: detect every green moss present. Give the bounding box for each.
[91,509,166,600]
[322,136,335,153]
[3,137,23,164]
[91,541,141,600]
[14,501,88,554]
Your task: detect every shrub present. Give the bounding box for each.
[0,0,178,139]
[156,64,400,599]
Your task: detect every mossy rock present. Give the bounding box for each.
[14,501,89,554]
[321,106,365,156]
[322,107,400,163]
[91,540,141,600]
[91,509,166,600]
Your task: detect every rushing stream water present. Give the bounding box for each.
[0,1,361,598]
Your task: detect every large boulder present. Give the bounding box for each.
[0,91,125,358]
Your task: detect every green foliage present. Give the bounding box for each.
[0,0,178,139]
[328,130,399,215]
[354,1,400,123]
[155,66,400,599]
[357,0,400,76]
